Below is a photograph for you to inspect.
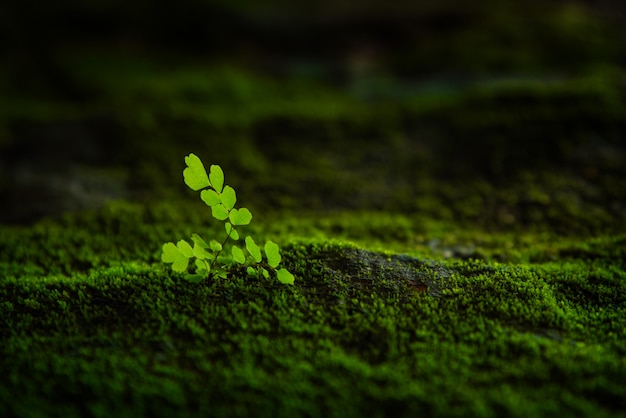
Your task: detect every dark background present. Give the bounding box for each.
[1,0,625,231]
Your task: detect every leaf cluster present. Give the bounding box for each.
[162,153,294,284]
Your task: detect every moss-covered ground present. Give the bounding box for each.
[2,1,626,417]
[1,205,625,417]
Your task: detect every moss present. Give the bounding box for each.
[1,205,625,417]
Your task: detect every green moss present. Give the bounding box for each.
[1,204,625,417]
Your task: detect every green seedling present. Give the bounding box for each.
[162,153,295,285]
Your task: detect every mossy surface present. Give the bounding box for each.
[1,205,625,418]
[2,1,626,417]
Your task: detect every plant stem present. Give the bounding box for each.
[209,220,234,271]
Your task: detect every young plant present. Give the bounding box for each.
[161,153,295,285]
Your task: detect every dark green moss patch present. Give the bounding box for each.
[2,215,625,417]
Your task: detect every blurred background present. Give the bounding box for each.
[1,0,625,232]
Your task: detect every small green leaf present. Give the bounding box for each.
[230,207,252,225]
[261,268,270,279]
[191,233,209,248]
[245,236,262,263]
[218,254,233,265]
[209,240,222,252]
[276,269,295,285]
[177,240,194,258]
[183,153,210,191]
[246,266,257,277]
[211,204,229,221]
[161,242,178,262]
[201,189,221,207]
[193,242,211,259]
[264,241,281,268]
[225,223,239,240]
[162,242,190,272]
[220,186,237,210]
[184,274,205,283]
[209,165,224,193]
[232,246,245,264]
[195,259,209,274]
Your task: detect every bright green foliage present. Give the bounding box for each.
[183,154,210,191]
[209,164,224,193]
[209,240,222,252]
[161,241,191,272]
[264,241,281,268]
[225,223,239,240]
[211,205,229,221]
[229,208,252,225]
[162,153,295,284]
[245,236,262,263]
[201,189,220,206]
[220,186,237,210]
[231,246,245,264]
[276,268,295,285]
